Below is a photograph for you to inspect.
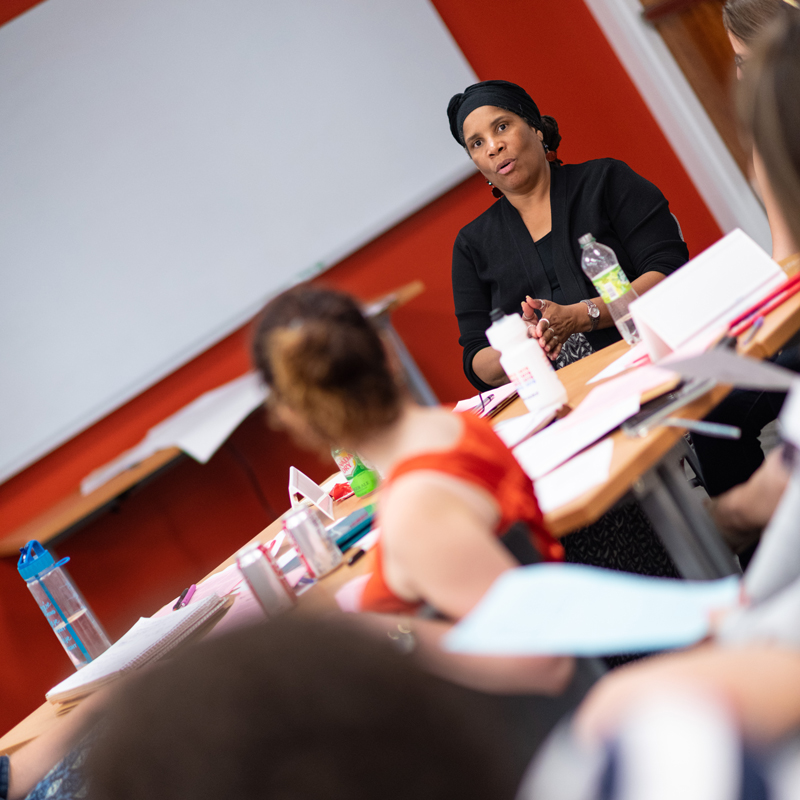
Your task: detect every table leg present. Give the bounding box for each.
[376,319,438,407]
[633,443,741,579]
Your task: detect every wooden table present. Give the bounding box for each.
[4,279,800,756]
[0,489,377,756]
[504,286,800,579]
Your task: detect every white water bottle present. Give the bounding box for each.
[579,234,641,346]
[486,310,567,414]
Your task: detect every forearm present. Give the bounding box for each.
[707,448,789,553]
[576,644,800,747]
[471,347,511,388]
[572,271,666,334]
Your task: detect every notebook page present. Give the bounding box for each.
[46,594,225,703]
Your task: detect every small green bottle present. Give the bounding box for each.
[331,447,379,497]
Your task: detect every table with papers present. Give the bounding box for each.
[493,253,800,580]
[4,242,800,756]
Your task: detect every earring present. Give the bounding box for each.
[486,179,503,199]
[543,143,557,163]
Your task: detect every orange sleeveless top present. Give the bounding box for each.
[360,412,564,615]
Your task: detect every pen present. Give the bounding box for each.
[181,584,197,607]
[740,316,764,345]
[728,272,800,330]
[173,587,189,610]
[731,281,800,337]
[348,549,366,566]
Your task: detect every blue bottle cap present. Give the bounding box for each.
[17,540,66,582]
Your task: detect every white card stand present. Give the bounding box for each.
[288,466,334,520]
[629,229,786,362]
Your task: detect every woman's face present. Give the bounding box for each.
[728,31,751,79]
[461,105,547,195]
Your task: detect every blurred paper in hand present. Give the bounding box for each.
[445,564,740,656]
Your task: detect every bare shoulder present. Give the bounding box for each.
[380,470,495,549]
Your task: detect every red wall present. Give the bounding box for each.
[0,0,721,734]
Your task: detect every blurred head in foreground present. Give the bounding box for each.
[738,9,800,251]
[87,616,513,800]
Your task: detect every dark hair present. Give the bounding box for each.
[722,0,784,43]
[87,617,514,800]
[252,284,402,445]
[738,13,800,249]
[538,114,562,157]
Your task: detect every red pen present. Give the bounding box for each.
[728,272,800,331]
[730,281,800,338]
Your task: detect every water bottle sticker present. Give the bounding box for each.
[509,367,540,400]
[592,264,631,305]
[333,453,357,479]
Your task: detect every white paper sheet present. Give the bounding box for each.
[81,372,267,495]
[533,439,614,513]
[662,349,800,392]
[453,382,518,416]
[629,229,785,361]
[492,406,558,448]
[587,341,651,384]
[444,564,741,656]
[514,396,639,480]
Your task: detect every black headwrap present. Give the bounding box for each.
[447,80,542,146]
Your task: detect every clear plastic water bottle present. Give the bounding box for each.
[485,309,568,414]
[331,448,378,497]
[579,234,641,346]
[18,540,111,669]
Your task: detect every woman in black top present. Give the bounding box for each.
[448,80,689,391]
[448,80,686,606]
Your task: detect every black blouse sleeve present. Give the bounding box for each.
[452,231,496,393]
[603,160,688,280]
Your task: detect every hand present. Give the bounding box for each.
[521,297,579,361]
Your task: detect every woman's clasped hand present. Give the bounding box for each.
[521,296,585,360]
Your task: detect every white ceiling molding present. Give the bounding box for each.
[583,0,772,252]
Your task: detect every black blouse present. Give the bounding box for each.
[452,158,689,391]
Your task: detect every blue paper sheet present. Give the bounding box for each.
[444,564,740,656]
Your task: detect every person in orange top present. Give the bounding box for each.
[361,409,563,615]
[252,284,577,696]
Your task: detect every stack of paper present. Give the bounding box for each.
[46,594,231,704]
[453,383,518,418]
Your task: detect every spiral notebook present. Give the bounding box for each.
[46,593,232,704]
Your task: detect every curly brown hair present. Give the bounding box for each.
[252,285,403,446]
